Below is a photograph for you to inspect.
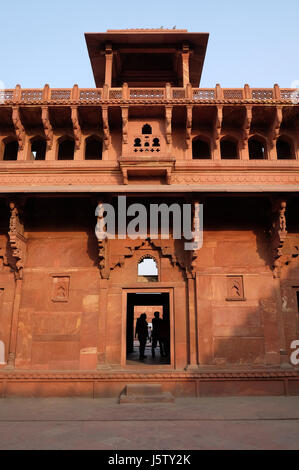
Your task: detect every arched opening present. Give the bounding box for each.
[31,138,46,160]
[58,137,75,160]
[152,138,160,147]
[248,137,267,160]
[138,257,158,281]
[276,137,294,160]
[85,136,102,160]
[142,124,152,135]
[220,137,239,159]
[3,140,18,161]
[192,137,211,159]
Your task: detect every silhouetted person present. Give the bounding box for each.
[151,311,164,358]
[135,313,148,360]
[160,314,169,358]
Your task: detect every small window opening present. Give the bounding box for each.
[142,124,152,135]
[138,258,158,281]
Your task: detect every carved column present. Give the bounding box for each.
[213,105,223,160]
[181,43,190,87]
[41,106,54,160]
[12,107,25,160]
[6,201,27,369]
[186,201,202,368]
[186,105,193,157]
[241,105,252,159]
[102,106,110,159]
[165,106,172,154]
[71,106,82,159]
[104,43,113,87]
[269,106,282,160]
[121,106,129,156]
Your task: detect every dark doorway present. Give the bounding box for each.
[126,292,170,365]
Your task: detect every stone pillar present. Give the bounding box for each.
[104,44,113,88]
[6,278,22,369]
[97,279,110,369]
[174,285,188,369]
[79,294,99,370]
[181,44,190,87]
[186,276,198,368]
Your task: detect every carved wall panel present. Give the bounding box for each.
[51,275,70,302]
[226,276,245,301]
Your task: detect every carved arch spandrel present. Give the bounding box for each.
[98,238,189,280]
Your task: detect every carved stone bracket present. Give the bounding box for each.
[270,106,283,148]
[270,199,288,278]
[186,105,193,149]
[242,105,252,149]
[102,106,110,150]
[121,106,129,145]
[165,106,172,145]
[94,201,202,279]
[41,106,53,150]
[12,107,25,151]
[213,105,223,148]
[8,201,27,280]
[95,201,110,279]
[71,106,82,150]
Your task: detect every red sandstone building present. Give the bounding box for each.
[0,29,298,398]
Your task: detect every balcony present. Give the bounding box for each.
[0,84,297,105]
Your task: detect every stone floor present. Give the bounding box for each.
[0,396,299,449]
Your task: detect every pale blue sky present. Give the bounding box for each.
[0,0,298,89]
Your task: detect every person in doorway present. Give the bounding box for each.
[135,313,148,360]
[160,313,169,358]
[151,311,164,358]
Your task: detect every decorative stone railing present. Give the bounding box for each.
[0,84,297,105]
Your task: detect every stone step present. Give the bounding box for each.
[119,383,175,404]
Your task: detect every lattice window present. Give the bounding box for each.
[50,89,71,101]
[80,90,102,102]
[223,89,243,100]
[0,90,13,102]
[193,89,215,100]
[21,90,43,102]
[172,89,186,99]
[109,89,122,100]
[251,90,274,100]
[130,89,165,99]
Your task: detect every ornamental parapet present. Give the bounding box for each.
[0,84,298,105]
